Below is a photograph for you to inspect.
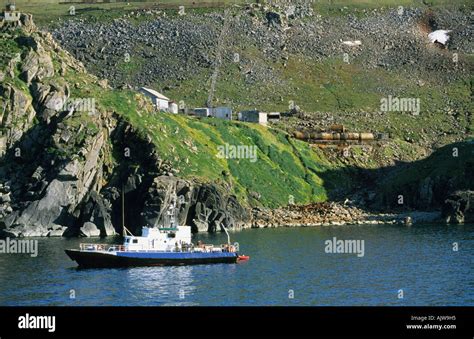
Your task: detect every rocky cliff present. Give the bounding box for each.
[0,16,249,238]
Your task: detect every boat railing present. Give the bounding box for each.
[195,244,236,253]
[107,245,126,252]
[79,243,125,252]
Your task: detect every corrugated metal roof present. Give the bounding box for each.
[140,87,170,101]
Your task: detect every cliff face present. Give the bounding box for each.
[0,18,249,238]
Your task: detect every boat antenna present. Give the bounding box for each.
[121,182,133,236]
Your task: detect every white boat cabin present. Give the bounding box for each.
[124,226,192,252]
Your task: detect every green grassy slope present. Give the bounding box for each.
[110,99,350,207]
[2,0,245,26]
[59,65,350,208]
[7,0,473,26]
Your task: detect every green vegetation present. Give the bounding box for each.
[5,0,246,27]
[115,104,349,207]
[0,32,24,70]
[311,0,472,17]
[7,0,473,27]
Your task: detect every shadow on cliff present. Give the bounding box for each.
[81,115,162,236]
[315,140,474,213]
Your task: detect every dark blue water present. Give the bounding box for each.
[0,224,473,306]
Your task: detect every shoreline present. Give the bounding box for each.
[248,202,443,229]
[0,202,460,239]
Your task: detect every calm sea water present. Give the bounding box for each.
[0,224,472,306]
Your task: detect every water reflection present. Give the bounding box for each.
[125,266,197,305]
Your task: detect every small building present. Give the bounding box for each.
[238,110,267,125]
[194,107,212,117]
[169,101,178,114]
[139,87,170,111]
[1,4,20,22]
[212,107,232,120]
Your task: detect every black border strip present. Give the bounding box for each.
[0,306,472,338]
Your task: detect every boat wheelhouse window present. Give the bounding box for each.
[132,239,138,244]
[125,239,130,243]
[168,233,176,238]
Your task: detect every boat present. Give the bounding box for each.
[65,195,249,268]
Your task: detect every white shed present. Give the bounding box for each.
[139,87,170,111]
[169,101,178,114]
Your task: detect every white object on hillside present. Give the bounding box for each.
[342,40,362,47]
[428,30,451,45]
[138,87,170,111]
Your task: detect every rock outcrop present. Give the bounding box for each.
[140,176,249,234]
[442,191,474,224]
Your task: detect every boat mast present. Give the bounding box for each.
[222,224,231,246]
[122,182,125,236]
[121,182,132,236]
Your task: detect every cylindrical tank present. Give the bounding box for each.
[312,132,333,140]
[346,132,360,140]
[332,133,341,140]
[293,131,308,140]
[359,133,375,141]
[321,133,333,140]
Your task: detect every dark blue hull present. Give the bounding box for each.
[65,249,239,268]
